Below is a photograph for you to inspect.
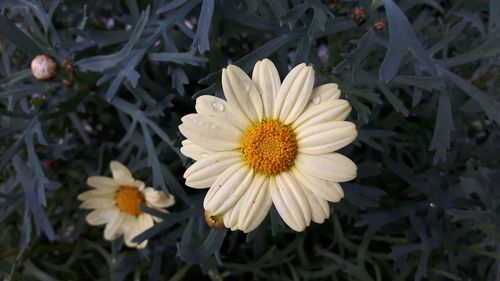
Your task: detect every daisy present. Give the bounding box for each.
[79,161,175,248]
[180,59,357,232]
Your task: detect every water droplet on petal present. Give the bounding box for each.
[312,96,321,105]
[200,152,209,157]
[211,100,224,112]
[192,116,200,124]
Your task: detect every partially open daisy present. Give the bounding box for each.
[180,59,357,232]
[79,161,175,248]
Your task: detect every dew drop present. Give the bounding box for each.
[192,115,200,124]
[229,188,235,194]
[312,96,321,105]
[211,100,225,112]
[199,152,209,158]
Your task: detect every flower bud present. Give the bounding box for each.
[31,54,57,81]
[374,19,387,31]
[204,210,225,229]
[351,6,365,23]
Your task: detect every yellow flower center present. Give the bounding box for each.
[241,120,298,176]
[115,186,145,216]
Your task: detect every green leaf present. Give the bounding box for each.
[441,68,500,125]
[0,15,43,55]
[76,6,150,71]
[429,92,454,164]
[148,52,208,65]
[192,0,213,54]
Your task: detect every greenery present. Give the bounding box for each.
[0,0,499,280]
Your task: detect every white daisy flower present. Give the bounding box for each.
[179,59,357,232]
[79,161,175,248]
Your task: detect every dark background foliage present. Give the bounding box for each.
[0,0,499,280]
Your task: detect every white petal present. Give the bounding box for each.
[291,167,344,202]
[180,140,215,161]
[78,189,115,201]
[297,121,357,154]
[136,214,154,249]
[270,172,311,231]
[86,176,120,191]
[133,180,145,191]
[274,64,314,124]
[195,95,247,130]
[238,175,272,233]
[307,83,341,108]
[204,163,253,215]
[110,161,134,181]
[143,187,175,208]
[302,188,330,223]
[292,99,351,131]
[183,151,242,188]
[295,153,357,183]
[122,216,137,246]
[103,209,124,240]
[86,208,116,225]
[223,65,264,123]
[179,113,242,151]
[80,197,116,209]
[223,198,244,231]
[252,59,281,120]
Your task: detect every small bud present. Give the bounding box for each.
[204,210,225,229]
[62,79,73,87]
[480,72,491,81]
[351,6,365,23]
[62,59,76,74]
[374,19,387,31]
[329,2,341,14]
[41,160,53,172]
[31,54,57,81]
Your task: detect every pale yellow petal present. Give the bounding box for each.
[252,59,281,120]
[80,197,116,209]
[180,139,215,161]
[223,65,264,123]
[179,114,242,151]
[296,121,357,155]
[291,167,344,202]
[183,151,241,189]
[110,161,134,181]
[122,216,137,246]
[307,83,341,107]
[292,99,351,130]
[270,173,311,231]
[143,187,175,208]
[103,209,124,240]
[77,189,115,201]
[295,153,357,183]
[274,64,315,124]
[86,176,120,191]
[204,163,253,216]
[223,198,244,231]
[85,208,117,225]
[133,213,154,249]
[195,95,247,130]
[302,188,330,224]
[238,175,272,233]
